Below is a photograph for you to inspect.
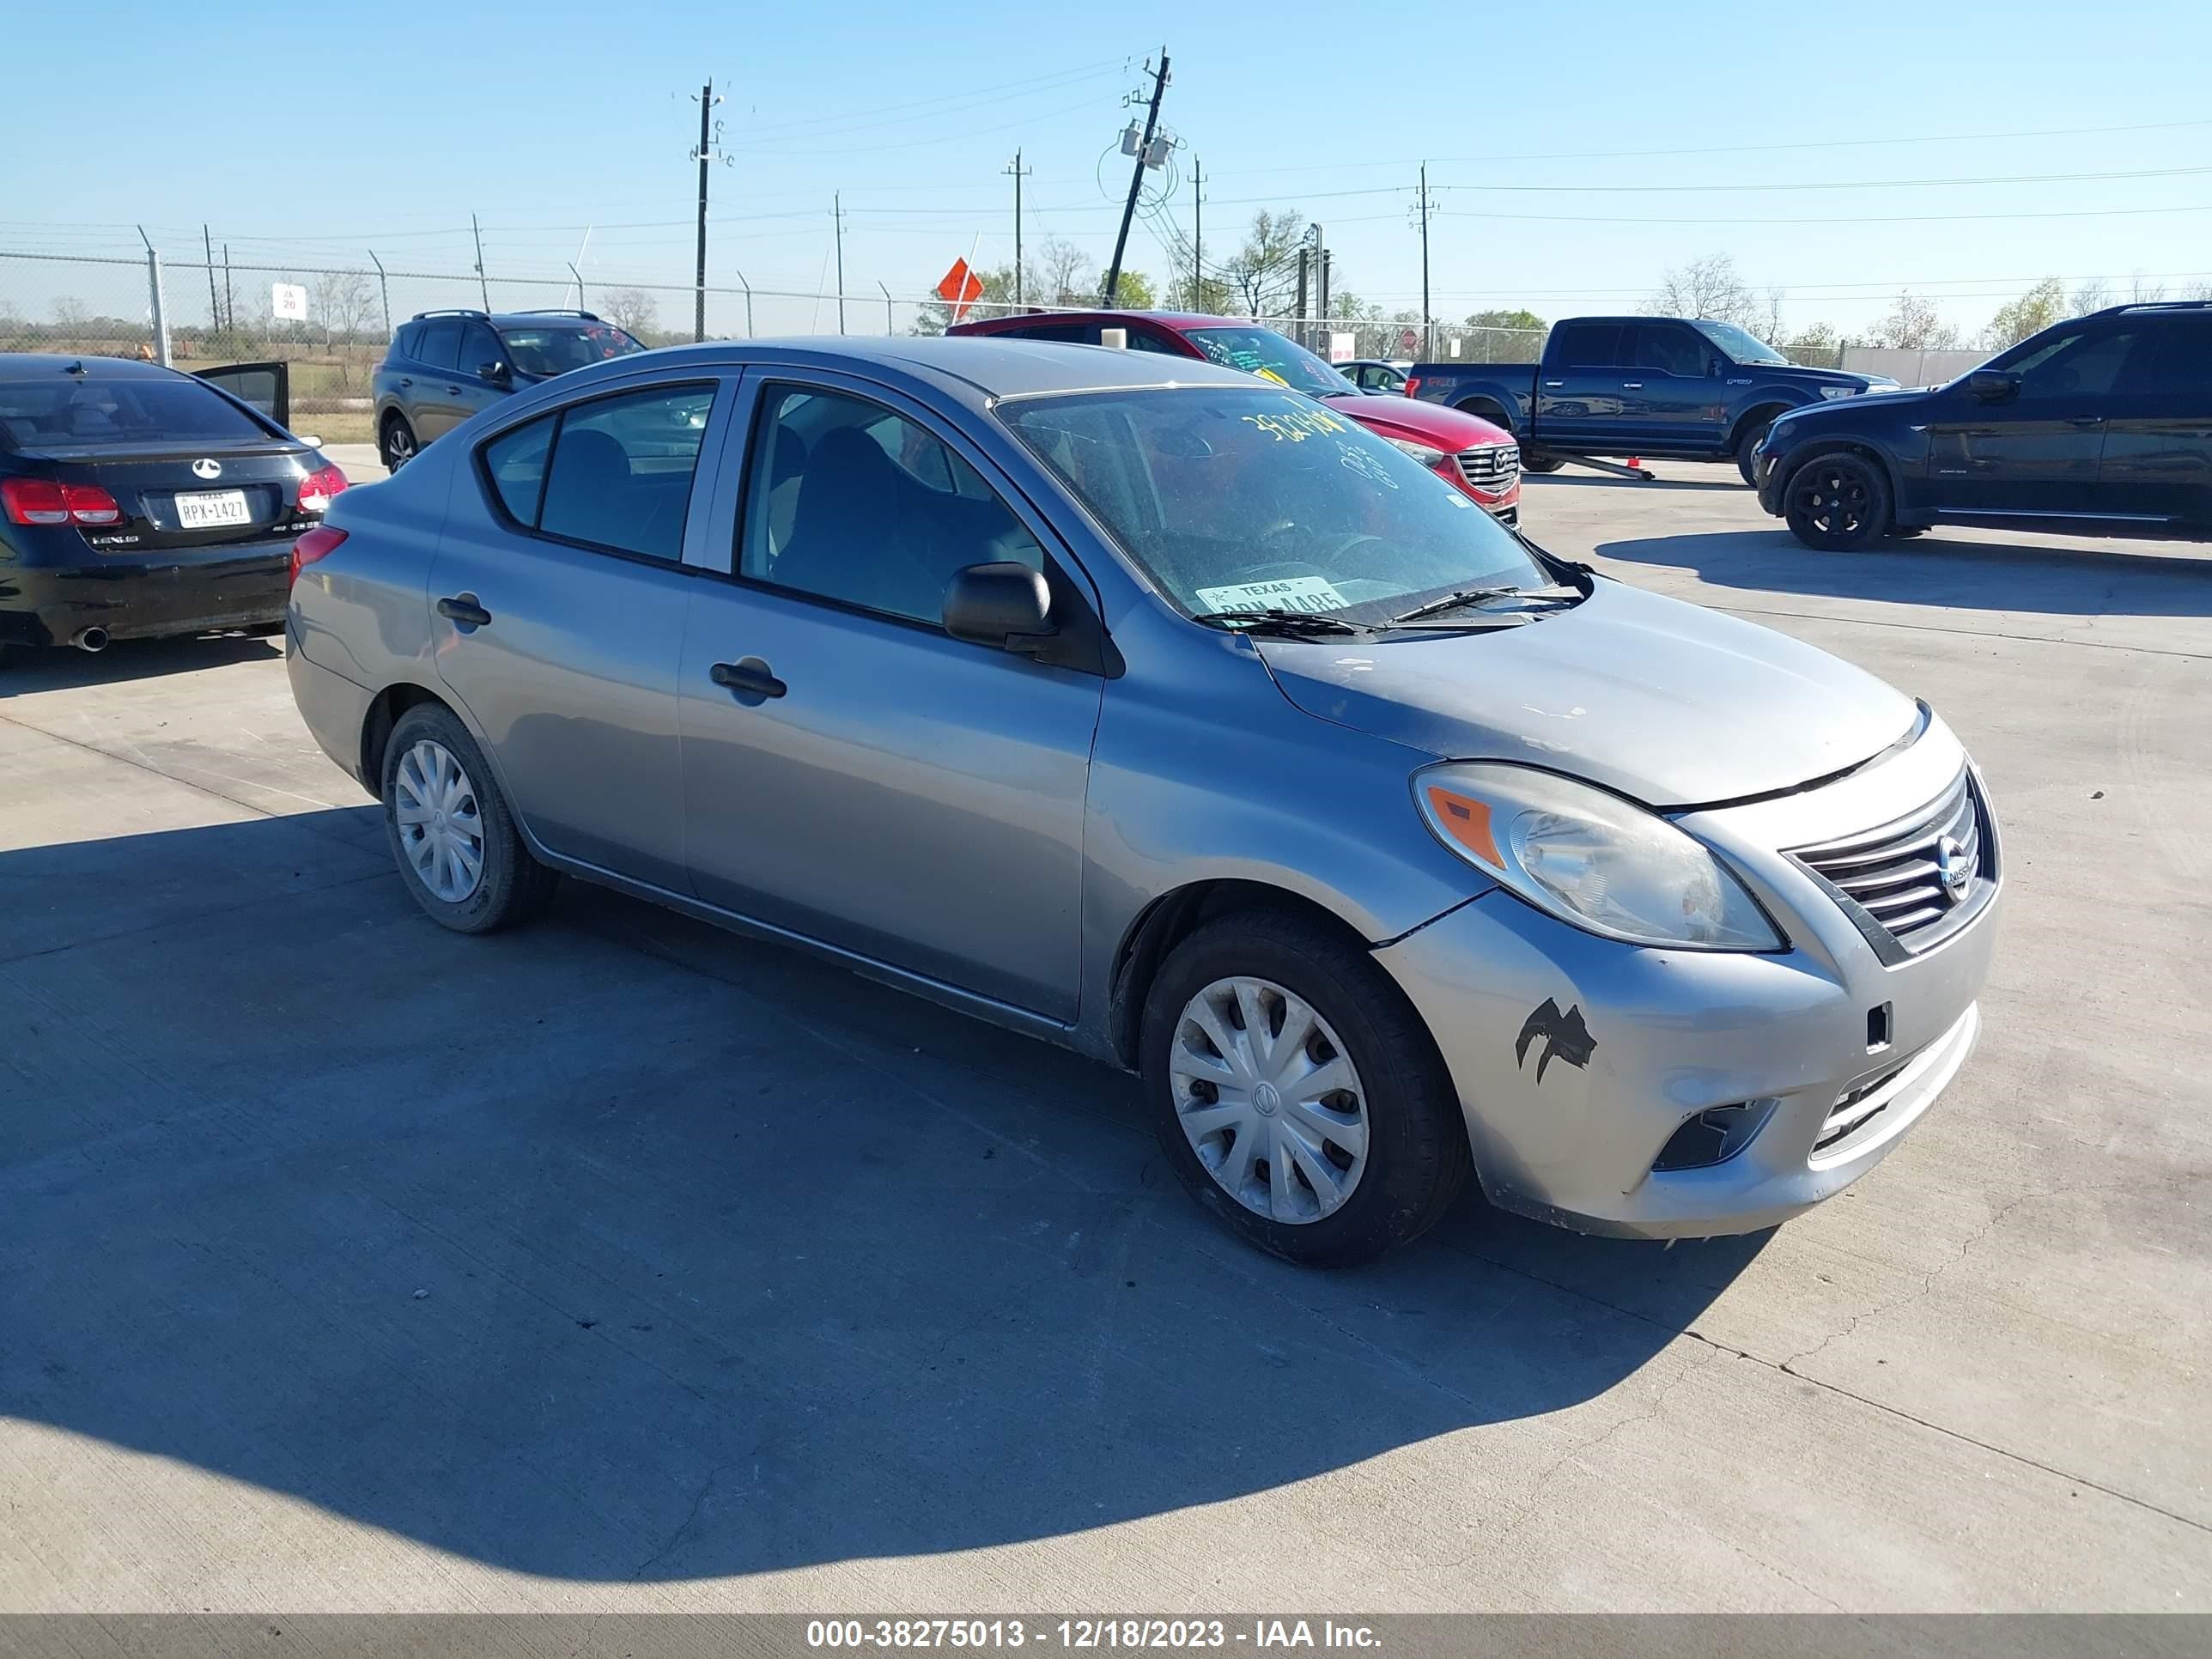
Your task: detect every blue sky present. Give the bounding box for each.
[9,0,2212,338]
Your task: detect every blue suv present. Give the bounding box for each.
[372,308,643,471]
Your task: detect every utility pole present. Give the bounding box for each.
[471,213,490,310]
[222,244,234,332]
[833,194,847,335]
[368,250,392,341]
[1319,246,1332,338]
[1412,164,1438,361]
[202,225,221,337]
[1005,149,1031,307]
[691,80,720,341]
[1190,155,1202,308]
[1102,47,1170,307]
[1292,248,1309,344]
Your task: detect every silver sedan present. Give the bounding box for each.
[285,337,2002,1264]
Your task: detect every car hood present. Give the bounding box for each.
[1321,392,1510,447]
[1255,577,1917,807]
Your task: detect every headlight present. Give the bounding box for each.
[1818,386,1859,400]
[1385,436,1449,467]
[1413,762,1784,951]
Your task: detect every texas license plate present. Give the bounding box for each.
[176,489,251,529]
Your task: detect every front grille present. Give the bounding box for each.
[1790,768,1990,951]
[1454,443,1520,494]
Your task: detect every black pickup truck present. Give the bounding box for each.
[1407,315,1894,483]
[1754,300,2212,550]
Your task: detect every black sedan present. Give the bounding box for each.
[0,353,348,665]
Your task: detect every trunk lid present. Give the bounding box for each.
[29,441,316,553]
[1255,578,1917,808]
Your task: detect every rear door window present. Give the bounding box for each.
[1551,322,1625,368]
[392,322,425,362]
[2114,317,2212,398]
[532,384,716,561]
[481,414,553,523]
[417,319,464,371]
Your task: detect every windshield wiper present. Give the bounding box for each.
[1189,608,1367,637]
[1384,584,1578,625]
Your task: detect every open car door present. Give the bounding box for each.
[192,360,290,429]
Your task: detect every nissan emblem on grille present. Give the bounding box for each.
[1936,835,1972,902]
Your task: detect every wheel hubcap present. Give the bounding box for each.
[1796,467,1869,535]
[392,738,484,902]
[1170,976,1370,1225]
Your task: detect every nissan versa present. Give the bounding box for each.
[286,337,2002,1264]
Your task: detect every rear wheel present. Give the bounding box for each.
[1783,450,1892,550]
[380,702,557,933]
[380,413,418,473]
[1519,447,1565,474]
[1141,910,1470,1266]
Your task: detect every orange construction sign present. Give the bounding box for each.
[936,257,985,323]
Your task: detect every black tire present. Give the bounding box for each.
[1140,909,1471,1266]
[1735,416,1777,486]
[380,412,418,473]
[1782,449,1892,550]
[1519,447,1565,474]
[380,702,557,934]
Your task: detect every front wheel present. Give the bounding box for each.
[1783,450,1892,550]
[1519,447,1565,474]
[1141,910,1470,1266]
[1735,419,1774,486]
[380,702,557,933]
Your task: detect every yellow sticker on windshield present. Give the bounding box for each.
[1256,368,1290,387]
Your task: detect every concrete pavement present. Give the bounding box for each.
[1,463,2206,1612]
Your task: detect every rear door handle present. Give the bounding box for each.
[446,385,463,395]
[710,657,786,700]
[399,377,413,387]
[1620,381,1644,389]
[2067,416,2106,428]
[1544,380,1565,387]
[436,593,491,628]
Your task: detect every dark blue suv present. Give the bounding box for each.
[372,308,643,471]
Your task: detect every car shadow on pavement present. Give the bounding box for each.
[1524,471,1747,492]
[1,810,1765,1583]
[1595,528,2212,617]
[0,632,282,696]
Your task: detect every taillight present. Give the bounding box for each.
[297,462,349,515]
[1404,376,1423,398]
[62,483,120,525]
[289,524,347,587]
[2,478,121,526]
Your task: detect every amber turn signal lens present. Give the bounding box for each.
[1425,786,1501,868]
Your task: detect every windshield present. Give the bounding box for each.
[496,322,644,378]
[999,387,1550,625]
[1179,326,1357,398]
[0,376,270,451]
[1689,319,1789,367]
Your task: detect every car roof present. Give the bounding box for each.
[0,351,188,381]
[568,335,1267,399]
[960,308,1251,332]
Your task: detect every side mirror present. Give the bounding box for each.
[478,361,513,387]
[943,562,1054,650]
[1969,368,2020,404]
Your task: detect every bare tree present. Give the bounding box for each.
[52,295,88,330]
[600,288,659,340]
[1651,253,1759,327]
[1223,210,1308,319]
[313,271,378,340]
[1765,287,1786,343]
[1866,290,1960,350]
[1033,238,1095,307]
[2069,278,2112,316]
[2128,270,2168,304]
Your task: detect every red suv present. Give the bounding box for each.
[947,310,1522,524]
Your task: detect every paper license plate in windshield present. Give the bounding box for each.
[176,489,251,530]
[1194,576,1348,615]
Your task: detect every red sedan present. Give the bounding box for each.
[947,310,1522,524]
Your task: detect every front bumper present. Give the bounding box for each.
[0,544,291,646]
[1373,724,2002,1238]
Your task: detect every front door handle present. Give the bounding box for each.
[1620,381,1644,389]
[710,657,787,701]
[446,385,463,395]
[398,376,413,387]
[437,593,492,628]
[2067,415,2106,428]
[1544,380,1565,388]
